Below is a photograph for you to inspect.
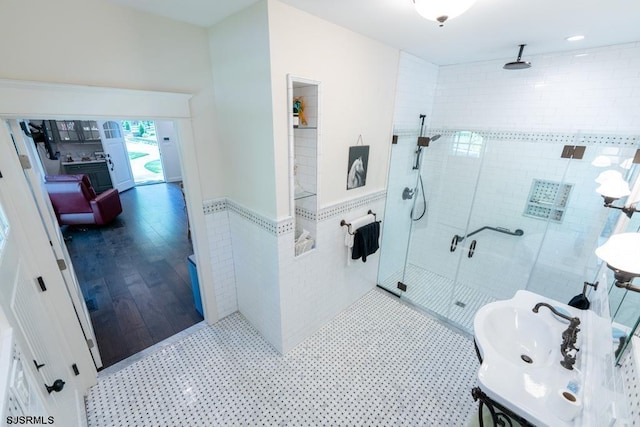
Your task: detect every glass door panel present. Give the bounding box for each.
[377,132,420,293]
[402,131,484,320]
[527,142,640,304]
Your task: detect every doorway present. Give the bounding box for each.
[24,116,202,368]
[122,120,165,185]
[0,79,215,378]
[63,182,202,367]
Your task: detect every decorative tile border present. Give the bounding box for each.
[317,190,387,221]
[226,200,278,235]
[203,198,227,215]
[203,191,387,235]
[295,205,316,221]
[429,129,640,146]
[392,127,421,138]
[277,218,295,235]
[392,127,640,146]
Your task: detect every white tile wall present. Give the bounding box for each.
[204,209,238,318]
[278,197,387,353]
[431,42,640,133]
[228,210,283,352]
[203,190,387,354]
[382,43,640,303]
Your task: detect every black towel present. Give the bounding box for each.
[351,221,380,262]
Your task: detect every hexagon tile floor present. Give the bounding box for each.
[86,289,479,426]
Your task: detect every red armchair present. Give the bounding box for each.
[45,174,122,225]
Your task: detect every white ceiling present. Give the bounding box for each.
[107,0,640,65]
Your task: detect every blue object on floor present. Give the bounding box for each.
[612,326,626,340]
[187,255,203,316]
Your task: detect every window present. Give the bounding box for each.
[103,121,122,139]
[451,131,483,158]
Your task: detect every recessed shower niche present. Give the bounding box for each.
[288,76,320,256]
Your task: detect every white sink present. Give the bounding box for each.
[478,305,557,368]
[474,290,586,426]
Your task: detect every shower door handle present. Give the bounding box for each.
[468,240,477,258]
[450,235,459,252]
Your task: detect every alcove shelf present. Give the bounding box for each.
[288,76,320,257]
[294,192,316,201]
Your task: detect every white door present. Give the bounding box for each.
[0,133,94,425]
[156,121,182,182]
[98,120,135,192]
[8,120,103,369]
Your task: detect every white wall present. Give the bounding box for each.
[268,0,399,218]
[265,0,400,352]
[424,43,640,303]
[208,1,277,219]
[0,0,223,200]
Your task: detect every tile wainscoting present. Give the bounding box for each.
[202,190,387,353]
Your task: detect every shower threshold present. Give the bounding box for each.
[380,264,497,332]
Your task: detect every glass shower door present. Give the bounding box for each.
[379,129,640,335]
[449,137,567,331]
[398,132,485,321]
[377,132,421,293]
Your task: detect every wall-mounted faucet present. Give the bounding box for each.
[532,303,581,370]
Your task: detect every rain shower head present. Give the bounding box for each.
[417,134,442,147]
[504,44,531,70]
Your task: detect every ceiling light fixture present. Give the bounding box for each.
[566,35,585,42]
[412,0,477,27]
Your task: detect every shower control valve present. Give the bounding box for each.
[402,187,415,200]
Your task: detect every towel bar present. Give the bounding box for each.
[340,210,378,235]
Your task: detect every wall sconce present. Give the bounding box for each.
[595,170,639,217]
[596,233,640,292]
[412,0,477,27]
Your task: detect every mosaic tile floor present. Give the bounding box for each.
[380,264,497,333]
[86,289,479,426]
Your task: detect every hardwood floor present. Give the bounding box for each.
[64,183,203,369]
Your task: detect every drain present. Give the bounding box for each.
[454,301,466,308]
[521,354,533,364]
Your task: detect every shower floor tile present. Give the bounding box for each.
[86,289,479,426]
[380,264,497,332]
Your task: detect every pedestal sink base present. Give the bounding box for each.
[472,387,535,427]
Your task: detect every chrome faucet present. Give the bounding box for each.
[532,303,581,370]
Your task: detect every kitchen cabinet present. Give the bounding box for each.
[62,161,113,193]
[47,120,101,143]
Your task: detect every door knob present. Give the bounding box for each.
[45,379,65,394]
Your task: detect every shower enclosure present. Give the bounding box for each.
[378,128,640,332]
